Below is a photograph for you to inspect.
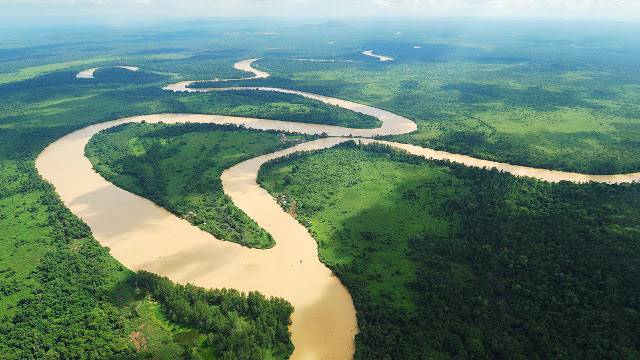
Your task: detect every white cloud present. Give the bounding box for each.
[1,0,639,20]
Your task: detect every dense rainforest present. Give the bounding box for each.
[259,142,640,359]
[2,19,640,359]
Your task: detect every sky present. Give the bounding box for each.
[1,0,640,24]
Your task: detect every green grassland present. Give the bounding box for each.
[87,123,316,248]
[172,21,640,174]
[259,142,640,359]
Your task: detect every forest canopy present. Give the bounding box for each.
[259,142,640,359]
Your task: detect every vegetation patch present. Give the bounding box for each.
[0,57,116,84]
[180,90,381,128]
[87,122,317,248]
[136,271,294,359]
[3,21,640,358]
[259,142,640,359]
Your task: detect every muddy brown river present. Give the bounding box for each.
[40,59,640,360]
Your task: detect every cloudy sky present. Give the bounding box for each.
[2,0,640,23]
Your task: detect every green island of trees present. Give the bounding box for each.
[259,141,640,359]
[136,271,294,359]
[180,89,381,129]
[86,122,317,248]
